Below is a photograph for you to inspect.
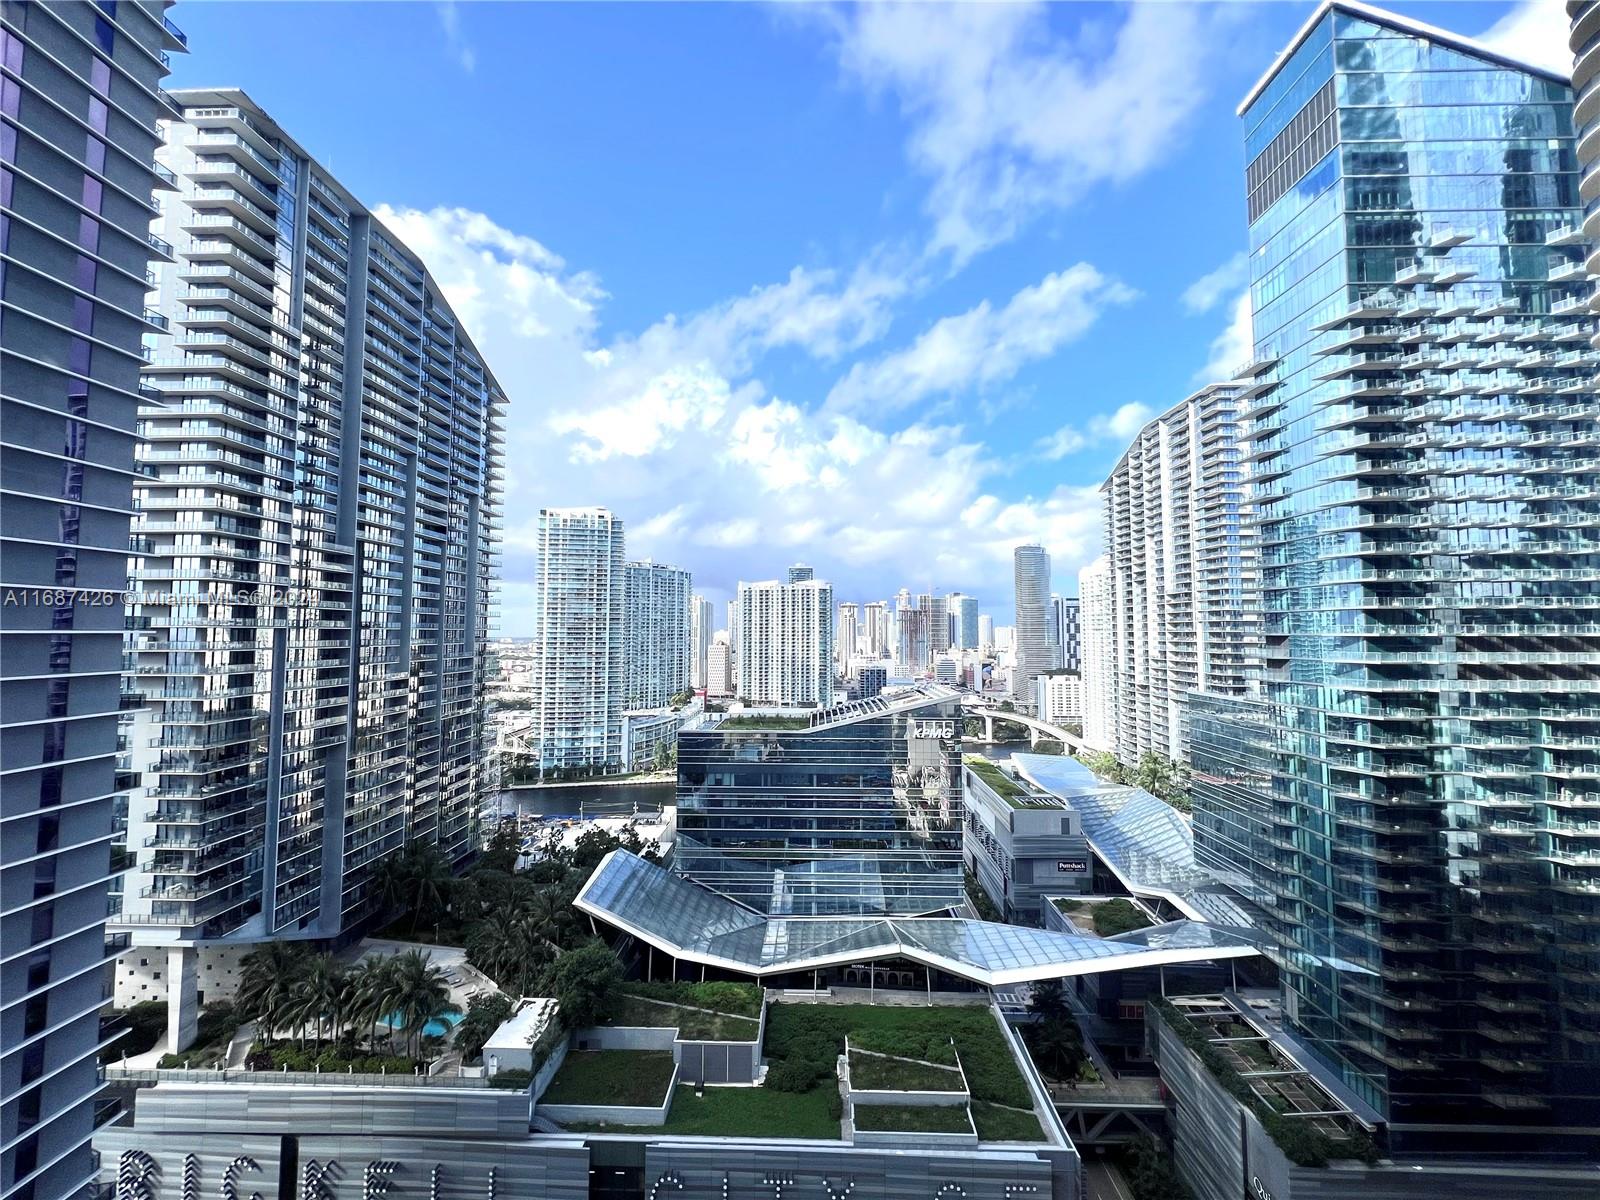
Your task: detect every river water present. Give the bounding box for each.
[490,740,1035,821]
[492,780,675,821]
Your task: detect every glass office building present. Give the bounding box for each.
[675,688,964,916]
[1191,2,1600,1153]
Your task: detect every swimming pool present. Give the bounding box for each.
[380,1010,464,1039]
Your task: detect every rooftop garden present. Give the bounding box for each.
[970,1100,1045,1142]
[542,1050,676,1107]
[604,981,762,1041]
[848,1048,964,1092]
[964,756,1026,801]
[1053,896,1155,937]
[1152,998,1378,1168]
[765,1003,1035,1113]
[853,1104,971,1134]
[568,1083,840,1139]
[719,715,812,730]
[557,1002,1047,1143]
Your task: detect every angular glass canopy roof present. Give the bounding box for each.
[1010,754,1264,928]
[576,849,1260,986]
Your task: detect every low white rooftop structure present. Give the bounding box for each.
[483,998,561,1076]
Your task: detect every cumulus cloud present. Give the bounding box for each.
[377,204,1109,632]
[826,263,1136,413]
[1195,291,1254,384]
[808,1,1239,264]
[1478,0,1572,76]
[1036,401,1155,461]
[1181,252,1249,315]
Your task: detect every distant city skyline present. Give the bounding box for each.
[155,2,1562,638]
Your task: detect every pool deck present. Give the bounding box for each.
[351,938,503,1019]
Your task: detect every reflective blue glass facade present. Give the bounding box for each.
[674,694,964,916]
[1195,5,1600,1153]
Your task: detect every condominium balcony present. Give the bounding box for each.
[1551,258,1590,284]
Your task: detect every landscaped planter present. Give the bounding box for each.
[535,1051,680,1128]
[575,992,768,1085]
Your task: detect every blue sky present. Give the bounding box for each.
[166,0,1566,634]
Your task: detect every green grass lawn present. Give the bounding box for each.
[622,981,763,1017]
[852,1104,972,1133]
[848,1050,964,1092]
[720,715,811,730]
[965,757,1025,800]
[767,1004,1032,1109]
[607,995,761,1041]
[564,1084,841,1139]
[970,1101,1046,1142]
[542,1051,676,1106]
[1092,898,1154,937]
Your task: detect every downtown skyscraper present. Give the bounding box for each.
[1192,3,1600,1153]
[114,89,503,1035]
[1,4,177,1198]
[946,591,979,650]
[533,508,624,773]
[1011,544,1053,702]
[689,593,713,691]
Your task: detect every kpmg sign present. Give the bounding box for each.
[909,719,959,741]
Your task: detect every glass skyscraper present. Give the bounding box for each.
[1193,3,1600,1154]
[675,690,964,916]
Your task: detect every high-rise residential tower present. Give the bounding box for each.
[785,563,812,584]
[835,601,859,671]
[863,600,889,658]
[1,5,178,1196]
[1077,556,1114,752]
[705,634,733,699]
[946,592,979,650]
[1192,3,1600,1153]
[689,593,713,691]
[1101,382,1255,762]
[622,560,691,709]
[1011,544,1053,702]
[115,90,503,1032]
[1051,595,1081,672]
[734,577,833,707]
[918,592,949,662]
[533,508,624,773]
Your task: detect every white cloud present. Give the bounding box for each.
[435,1,477,73]
[826,263,1135,413]
[1181,252,1249,315]
[1195,291,1253,384]
[1035,401,1155,461]
[1478,0,1572,76]
[379,204,1110,633]
[810,1,1238,263]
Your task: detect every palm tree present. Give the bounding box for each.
[372,853,411,923]
[408,847,453,936]
[288,955,348,1047]
[345,955,401,1053]
[1028,979,1071,1024]
[465,909,521,986]
[387,949,457,1059]
[236,942,309,1043]
[517,888,573,954]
